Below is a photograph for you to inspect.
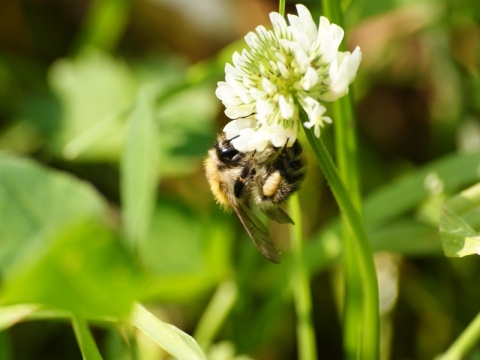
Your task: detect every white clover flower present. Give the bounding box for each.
[215,4,362,152]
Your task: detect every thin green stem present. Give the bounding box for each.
[441,312,480,360]
[71,316,103,360]
[303,123,379,359]
[289,193,318,360]
[319,0,372,357]
[73,0,130,52]
[278,0,286,16]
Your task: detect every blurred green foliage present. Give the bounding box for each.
[0,0,480,359]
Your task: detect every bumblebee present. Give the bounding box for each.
[204,133,306,263]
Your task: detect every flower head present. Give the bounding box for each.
[216,4,362,152]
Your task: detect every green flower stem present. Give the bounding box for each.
[302,120,379,359]
[289,193,318,360]
[441,312,480,360]
[333,93,365,358]
[319,0,372,356]
[278,0,286,16]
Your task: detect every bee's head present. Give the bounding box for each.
[216,135,244,165]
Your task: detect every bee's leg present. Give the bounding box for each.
[233,151,257,199]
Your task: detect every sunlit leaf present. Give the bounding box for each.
[156,84,217,177]
[131,303,207,360]
[48,48,135,160]
[140,201,231,301]
[1,220,145,319]
[0,304,39,331]
[440,183,480,257]
[301,150,480,272]
[0,153,106,272]
[0,154,144,319]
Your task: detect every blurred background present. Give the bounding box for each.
[1,0,480,359]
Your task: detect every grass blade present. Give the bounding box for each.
[131,303,207,360]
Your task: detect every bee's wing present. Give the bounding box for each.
[231,201,282,264]
[262,207,294,224]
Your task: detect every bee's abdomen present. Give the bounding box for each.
[277,141,306,192]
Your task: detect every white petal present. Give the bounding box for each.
[329,56,350,98]
[231,128,257,152]
[303,120,313,128]
[232,52,245,68]
[270,12,288,37]
[224,118,256,135]
[245,32,259,48]
[242,75,256,88]
[225,104,255,119]
[262,77,278,95]
[270,131,288,148]
[256,99,275,116]
[317,17,331,40]
[347,47,362,83]
[270,124,297,147]
[294,48,310,73]
[254,25,269,40]
[224,63,236,74]
[300,66,318,90]
[279,94,295,119]
[250,87,267,100]
[277,61,290,79]
[329,24,344,51]
[215,83,238,104]
[295,4,317,42]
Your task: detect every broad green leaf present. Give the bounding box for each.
[48,48,135,160]
[141,201,231,301]
[440,183,480,257]
[1,219,145,319]
[363,151,480,228]
[0,304,39,331]
[303,150,480,270]
[370,219,441,255]
[0,154,106,272]
[156,83,217,177]
[121,87,159,250]
[131,303,207,360]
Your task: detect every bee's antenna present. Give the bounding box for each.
[226,135,240,143]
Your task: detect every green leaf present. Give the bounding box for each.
[48,48,136,160]
[363,151,480,228]
[440,183,480,257]
[370,219,442,255]
[156,84,217,177]
[121,86,159,250]
[0,153,107,272]
[71,316,103,360]
[141,201,231,301]
[0,304,39,331]
[1,220,145,319]
[131,303,207,360]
